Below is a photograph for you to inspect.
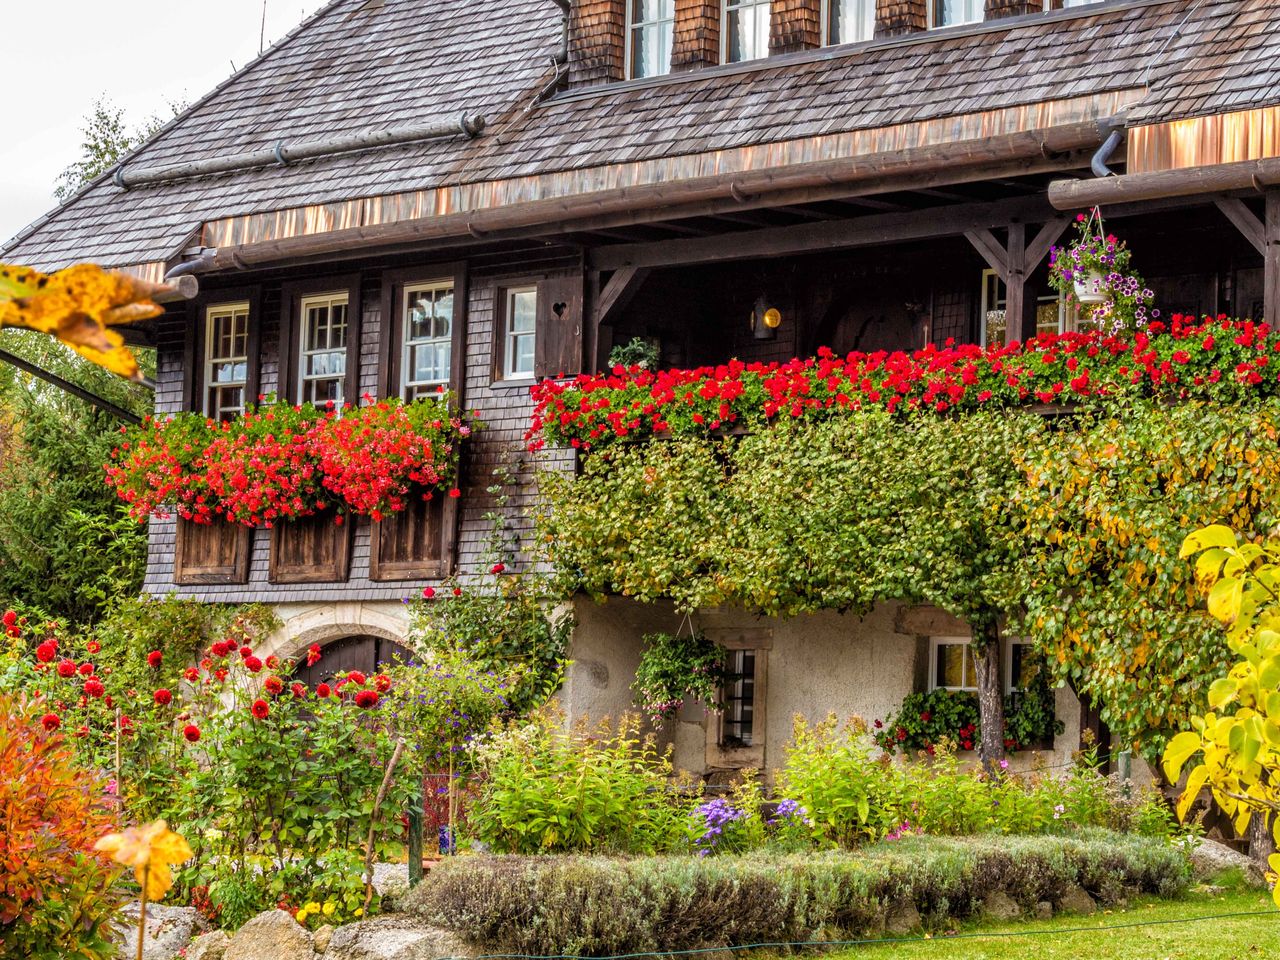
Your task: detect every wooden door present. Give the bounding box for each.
[293,635,416,688]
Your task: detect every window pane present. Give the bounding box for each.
[936,643,966,689]
[828,0,873,44]
[723,649,755,746]
[726,0,770,62]
[934,0,983,26]
[511,290,537,332]
[1009,643,1026,691]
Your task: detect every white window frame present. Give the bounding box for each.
[929,0,984,28]
[625,0,676,80]
[722,0,771,63]
[929,636,1035,693]
[502,285,538,381]
[979,268,1076,348]
[203,301,250,421]
[821,0,874,46]
[401,280,454,401]
[297,291,350,406]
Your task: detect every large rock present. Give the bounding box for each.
[884,903,922,936]
[981,891,1021,921]
[325,915,476,960]
[1056,885,1097,916]
[314,924,336,954]
[370,864,412,907]
[1190,838,1263,884]
[224,909,314,960]
[189,930,232,960]
[116,902,201,960]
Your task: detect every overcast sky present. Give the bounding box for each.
[0,1,323,244]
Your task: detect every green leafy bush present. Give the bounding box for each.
[411,833,1191,956]
[632,630,725,721]
[470,709,689,854]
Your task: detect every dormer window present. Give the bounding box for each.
[825,0,874,45]
[628,0,675,79]
[932,0,983,27]
[724,0,770,63]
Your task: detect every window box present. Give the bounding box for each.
[174,517,251,585]
[268,513,353,584]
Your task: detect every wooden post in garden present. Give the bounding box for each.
[1266,190,1279,327]
[407,796,423,887]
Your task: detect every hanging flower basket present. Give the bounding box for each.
[1072,270,1108,305]
[1049,208,1156,332]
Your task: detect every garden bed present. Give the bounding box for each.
[408,831,1191,957]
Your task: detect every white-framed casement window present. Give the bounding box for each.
[721,648,757,747]
[929,636,1035,692]
[204,302,250,421]
[931,0,983,27]
[401,280,454,401]
[627,0,675,79]
[979,269,1067,349]
[824,0,874,45]
[502,285,538,380]
[723,0,771,63]
[298,292,349,405]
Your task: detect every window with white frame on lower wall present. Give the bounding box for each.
[824,0,874,45]
[628,0,675,79]
[723,0,771,63]
[931,0,983,27]
[298,292,349,405]
[721,648,757,747]
[401,280,454,401]
[979,269,1068,349]
[203,302,249,422]
[930,636,1034,693]
[500,285,538,381]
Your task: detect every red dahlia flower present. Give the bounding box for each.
[1,610,15,626]
[374,674,391,693]
[41,713,60,731]
[490,562,505,574]
[239,645,253,659]
[83,678,105,698]
[86,640,101,654]
[153,688,173,706]
[266,655,280,669]
[421,587,435,599]
[35,642,57,663]
[147,650,163,668]
[306,643,322,666]
[244,656,263,673]
[291,682,307,699]
[78,662,94,676]
[346,670,367,686]
[354,690,379,709]
[185,667,200,682]
[250,698,270,719]
[264,676,284,695]
[56,659,76,678]
[183,724,201,742]
[316,683,331,698]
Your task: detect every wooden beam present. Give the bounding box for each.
[1004,223,1039,344]
[0,348,143,423]
[1049,157,1280,210]
[964,229,1009,281]
[592,267,651,326]
[1024,217,1070,271]
[590,196,1051,272]
[1215,198,1266,256]
[1266,191,1280,328]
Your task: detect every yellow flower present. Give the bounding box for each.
[322,902,336,917]
[354,908,364,917]
[95,820,193,901]
[296,909,310,923]
[305,901,322,913]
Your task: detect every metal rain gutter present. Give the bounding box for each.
[114,114,485,190]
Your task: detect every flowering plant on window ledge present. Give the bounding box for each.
[1049,211,1157,334]
[105,395,474,527]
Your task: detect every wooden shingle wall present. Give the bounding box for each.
[672,0,721,71]
[570,0,627,86]
[770,0,822,54]
[985,0,1039,17]
[874,0,927,36]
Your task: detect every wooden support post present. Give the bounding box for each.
[1266,191,1280,328]
[1215,198,1266,256]
[1004,223,1039,344]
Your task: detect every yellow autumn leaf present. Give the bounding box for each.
[0,263,163,381]
[95,820,193,901]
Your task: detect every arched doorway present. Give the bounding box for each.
[294,635,416,688]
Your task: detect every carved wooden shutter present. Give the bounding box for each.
[268,513,353,584]
[369,496,457,581]
[175,519,251,585]
[535,275,585,380]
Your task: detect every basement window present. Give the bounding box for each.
[931,0,983,27]
[401,280,454,400]
[824,0,874,45]
[721,648,757,747]
[298,292,349,406]
[204,302,249,421]
[723,0,770,63]
[628,0,675,80]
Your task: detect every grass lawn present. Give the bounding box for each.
[821,878,1280,960]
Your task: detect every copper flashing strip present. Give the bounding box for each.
[1128,105,1280,175]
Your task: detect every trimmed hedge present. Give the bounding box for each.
[409,832,1191,956]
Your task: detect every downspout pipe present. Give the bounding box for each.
[547,0,570,64]
[1090,119,1126,179]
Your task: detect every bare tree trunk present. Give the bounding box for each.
[971,619,1005,776]
[1247,809,1274,876]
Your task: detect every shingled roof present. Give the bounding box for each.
[6,0,1278,273]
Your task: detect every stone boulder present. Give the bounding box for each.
[325,915,476,960]
[224,909,314,960]
[314,923,336,954]
[1056,885,1097,916]
[369,864,412,908]
[188,930,232,960]
[1033,901,1053,920]
[116,902,201,960]
[980,891,1021,921]
[1189,838,1264,885]
[884,903,922,936]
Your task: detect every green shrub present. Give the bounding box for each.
[470,709,689,854]
[410,832,1191,956]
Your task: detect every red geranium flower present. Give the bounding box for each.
[316,683,331,698]
[244,656,263,673]
[147,650,163,669]
[41,713,60,731]
[83,678,105,698]
[421,587,436,599]
[354,690,379,709]
[183,724,201,742]
[264,676,284,696]
[250,698,270,720]
[153,688,173,706]
[56,659,77,678]
[490,562,505,574]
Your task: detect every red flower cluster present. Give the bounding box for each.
[2,609,18,638]
[527,316,1280,451]
[250,699,270,720]
[106,396,471,527]
[147,650,163,669]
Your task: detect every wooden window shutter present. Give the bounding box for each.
[770,0,821,55]
[535,274,585,380]
[369,495,458,581]
[269,514,353,584]
[672,0,720,71]
[874,0,927,37]
[175,519,251,585]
